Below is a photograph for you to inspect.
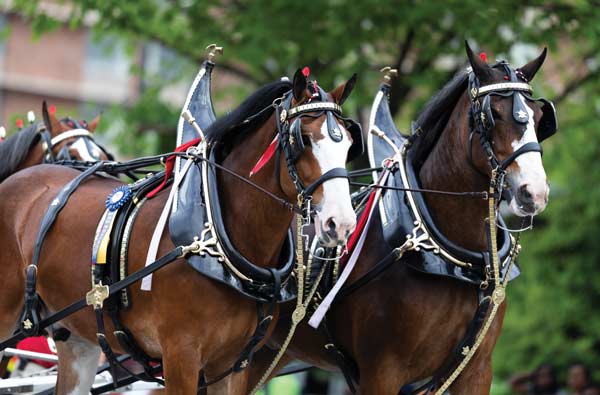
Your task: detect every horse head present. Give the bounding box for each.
[466,43,555,217]
[42,101,111,162]
[279,69,360,246]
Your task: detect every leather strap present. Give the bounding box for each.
[302,167,350,198]
[0,246,184,351]
[498,141,542,171]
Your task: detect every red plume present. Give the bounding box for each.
[16,118,24,129]
[302,66,310,77]
[49,105,56,115]
[479,52,487,62]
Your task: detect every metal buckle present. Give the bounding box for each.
[86,283,110,308]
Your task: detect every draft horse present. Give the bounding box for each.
[248,44,557,394]
[0,102,108,182]
[0,69,360,394]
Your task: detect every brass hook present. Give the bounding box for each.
[205,44,224,62]
[380,66,399,85]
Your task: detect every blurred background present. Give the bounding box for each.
[1,1,599,394]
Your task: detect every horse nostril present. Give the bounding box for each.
[326,218,337,233]
[518,185,533,202]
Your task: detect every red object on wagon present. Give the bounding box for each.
[16,336,57,368]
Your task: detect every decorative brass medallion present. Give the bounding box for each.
[492,287,506,305]
[86,283,110,308]
[22,319,33,330]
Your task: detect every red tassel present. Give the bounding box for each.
[16,119,23,129]
[49,105,56,115]
[250,135,279,177]
[302,66,310,77]
[479,52,487,62]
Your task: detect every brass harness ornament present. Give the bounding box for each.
[86,282,110,309]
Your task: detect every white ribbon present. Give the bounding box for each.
[308,170,390,328]
[141,158,194,291]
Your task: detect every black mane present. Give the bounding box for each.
[206,80,292,154]
[0,123,42,182]
[411,71,469,167]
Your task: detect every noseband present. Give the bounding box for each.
[39,118,112,163]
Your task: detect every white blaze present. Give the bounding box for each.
[70,138,100,161]
[507,95,549,216]
[310,120,356,244]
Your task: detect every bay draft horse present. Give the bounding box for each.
[0,102,108,183]
[247,45,553,394]
[0,69,358,394]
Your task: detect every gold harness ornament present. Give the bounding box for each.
[430,169,518,395]
[250,208,328,395]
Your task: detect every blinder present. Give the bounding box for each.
[345,118,364,161]
[288,116,305,162]
[287,114,363,163]
[478,92,558,143]
[480,95,495,132]
[537,99,558,142]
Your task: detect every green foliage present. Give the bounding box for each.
[102,85,180,157]
[7,0,600,387]
[494,78,600,384]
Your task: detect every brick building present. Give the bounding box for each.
[0,6,144,132]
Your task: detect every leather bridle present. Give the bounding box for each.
[39,120,112,163]
[467,64,544,177]
[272,90,354,217]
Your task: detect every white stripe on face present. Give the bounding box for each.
[507,95,549,216]
[311,119,356,245]
[70,138,100,161]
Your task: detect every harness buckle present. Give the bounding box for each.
[86,282,110,309]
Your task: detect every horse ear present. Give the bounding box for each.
[292,68,308,101]
[465,41,491,81]
[42,101,53,134]
[88,113,101,132]
[330,73,357,105]
[518,47,547,82]
[42,101,63,134]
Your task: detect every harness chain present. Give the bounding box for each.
[250,213,329,394]
[430,170,506,395]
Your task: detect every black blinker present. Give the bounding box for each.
[512,93,530,124]
[326,111,343,142]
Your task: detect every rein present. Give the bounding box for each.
[349,180,491,199]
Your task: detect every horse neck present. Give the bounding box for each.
[219,117,293,267]
[418,93,490,251]
[16,140,44,171]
